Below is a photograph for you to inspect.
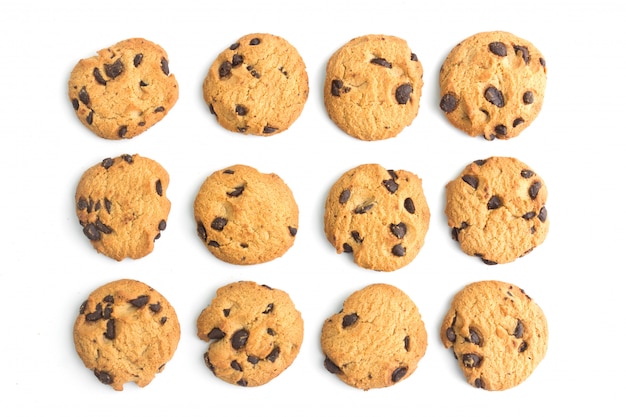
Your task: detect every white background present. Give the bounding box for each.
[2,0,624,415]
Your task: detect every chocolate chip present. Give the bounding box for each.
[79,300,87,314]
[339,189,351,204]
[223,309,230,317]
[158,220,166,231]
[149,302,162,313]
[130,295,149,308]
[462,353,483,368]
[237,379,248,387]
[133,54,143,67]
[263,303,274,314]
[79,87,90,105]
[468,327,482,346]
[331,79,351,96]
[391,367,408,383]
[289,226,297,236]
[513,118,525,127]
[392,245,406,257]
[93,68,107,85]
[219,61,232,78]
[446,327,456,343]
[118,126,128,138]
[514,45,530,64]
[475,378,486,389]
[354,202,374,214]
[540,57,546,67]
[207,327,225,340]
[235,105,248,116]
[263,126,278,134]
[538,206,548,222]
[351,230,363,243]
[383,178,399,193]
[523,91,534,104]
[495,124,507,136]
[404,198,415,214]
[529,181,542,199]
[474,159,487,166]
[522,212,536,220]
[246,65,260,78]
[94,370,114,385]
[390,223,407,239]
[485,86,505,107]
[395,83,413,104]
[521,169,535,178]
[249,38,261,45]
[230,43,240,50]
[231,329,249,349]
[156,179,163,196]
[266,347,280,362]
[480,257,498,265]
[440,93,458,113]
[404,336,410,351]
[95,219,113,234]
[342,313,358,328]
[462,175,479,190]
[324,357,341,374]
[514,320,524,338]
[101,158,114,169]
[208,240,220,248]
[231,360,242,371]
[487,195,502,210]
[411,53,418,61]
[139,80,148,87]
[83,223,101,241]
[161,58,170,75]
[227,186,244,197]
[247,355,259,365]
[85,303,103,321]
[232,54,243,67]
[267,328,275,336]
[488,41,507,57]
[370,57,392,68]
[519,341,528,353]
[342,243,353,253]
[211,217,228,231]
[197,221,207,241]
[104,319,115,340]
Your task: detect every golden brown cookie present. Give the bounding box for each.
[73,279,180,391]
[321,283,428,390]
[439,31,547,140]
[75,154,171,261]
[194,164,298,265]
[324,34,423,141]
[203,33,309,136]
[440,280,548,390]
[69,38,178,139]
[324,164,430,271]
[445,156,549,265]
[196,281,304,387]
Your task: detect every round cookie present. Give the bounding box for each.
[196,281,304,387]
[324,34,423,141]
[439,31,547,140]
[321,283,427,390]
[75,154,171,261]
[194,164,298,265]
[203,33,309,136]
[69,38,178,139]
[73,279,181,391]
[324,163,430,271]
[445,156,549,265]
[440,280,548,390]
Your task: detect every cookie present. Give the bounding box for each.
[203,33,309,136]
[323,34,423,141]
[439,31,547,140]
[445,156,549,265]
[196,281,304,387]
[69,38,178,139]
[321,283,427,390]
[73,279,181,391]
[75,154,171,261]
[194,164,299,265]
[324,164,430,271]
[440,280,548,390]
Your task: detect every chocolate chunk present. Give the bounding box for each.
[104,319,115,340]
[391,367,408,383]
[219,61,232,78]
[85,303,103,321]
[462,353,483,368]
[130,295,149,308]
[395,83,413,104]
[235,105,248,116]
[538,206,548,222]
[392,244,406,257]
[440,93,458,113]
[487,195,502,210]
[339,189,351,204]
[404,198,415,214]
[462,175,479,190]
[370,57,392,68]
[197,221,207,241]
[211,217,228,231]
[266,347,280,362]
[488,41,507,56]
[227,186,244,197]
[514,45,530,64]
[133,54,143,67]
[383,178,399,193]
[208,327,225,340]
[94,370,114,385]
[93,68,107,85]
[247,355,259,365]
[231,360,242,371]
[83,223,101,241]
[528,181,542,199]
[79,87,90,105]
[331,79,350,96]
[104,59,123,79]
[231,329,249,349]
[342,313,359,328]
[514,320,524,338]
[485,86,505,107]
[161,58,170,75]
[523,91,534,104]
[324,357,342,374]
[390,222,407,239]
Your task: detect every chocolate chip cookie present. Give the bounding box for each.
[75,154,171,261]
[194,164,299,265]
[321,283,428,390]
[196,281,304,387]
[439,31,547,140]
[440,280,548,390]
[73,279,181,391]
[324,34,423,141]
[203,33,309,136]
[69,38,178,139]
[324,164,430,271]
[445,156,549,265]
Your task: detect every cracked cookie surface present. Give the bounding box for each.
[75,154,171,261]
[203,33,309,136]
[69,38,178,139]
[440,280,548,390]
[321,283,427,390]
[439,31,547,140]
[324,34,423,141]
[73,279,180,391]
[324,163,430,271]
[445,156,549,265]
[196,281,304,387]
[194,164,298,265]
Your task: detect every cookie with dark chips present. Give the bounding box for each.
[75,154,171,261]
[196,281,304,387]
[73,279,180,391]
[321,283,428,390]
[68,38,178,139]
[439,31,547,140]
[440,280,548,390]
